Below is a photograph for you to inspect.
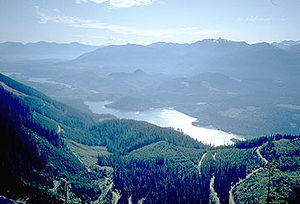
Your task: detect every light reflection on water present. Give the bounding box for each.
[84,100,240,146]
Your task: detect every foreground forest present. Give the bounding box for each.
[0,73,299,203]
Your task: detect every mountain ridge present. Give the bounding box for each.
[0,41,99,60]
[70,38,300,77]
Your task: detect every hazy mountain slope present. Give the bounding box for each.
[72,39,300,77]
[73,43,185,74]
[0,41,99,60]
[2,39,299,138]
[287,43,300,56]
[272,40,300,50]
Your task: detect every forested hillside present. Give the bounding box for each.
[0,74,299,203]
[0,73,109,202]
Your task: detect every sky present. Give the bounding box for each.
[0,0,299,45]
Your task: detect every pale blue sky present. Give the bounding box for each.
[0,0,299,45]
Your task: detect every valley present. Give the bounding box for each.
[0,39,300,203]
[1,39,300,140]
[1,0,300,203]
[0,72,299,203]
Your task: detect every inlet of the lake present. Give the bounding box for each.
[28,77,76,89]
[84,101,240,146]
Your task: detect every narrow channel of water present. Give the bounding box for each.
[28,77,76,89]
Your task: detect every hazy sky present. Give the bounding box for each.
[0,0,299,45]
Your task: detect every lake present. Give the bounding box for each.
[84,101,240,146]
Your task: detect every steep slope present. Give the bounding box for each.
[232,137,300,203]
[0,73,110,202]
[1,74,299,203]
[97,141,209,203]
[0,73,207,202]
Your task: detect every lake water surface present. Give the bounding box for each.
[84,101,240,146]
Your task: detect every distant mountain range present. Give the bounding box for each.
[0,41,99,60]
[1,39,299,72]
[271,40,300,49]
[71,38,300,77]
[1,38,300,137]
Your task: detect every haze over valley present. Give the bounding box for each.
[1,39,300,140]
[0,0,299,203]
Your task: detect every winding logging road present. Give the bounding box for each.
[228,145,268,204]
[210,153,220,204]
[256,146,268,165]
[197,152,220,204]
[197,152,207,175]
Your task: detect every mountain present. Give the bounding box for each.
[1,39,300,139]
[72,43,184,74]
[287,43,300,56]
[0,73,205,202]
[71,39,300,78]
[0,41,99,60]
[1,74,299,203]
[0,41,299,203]
[0,73,103,202]
[271,40,300,50]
